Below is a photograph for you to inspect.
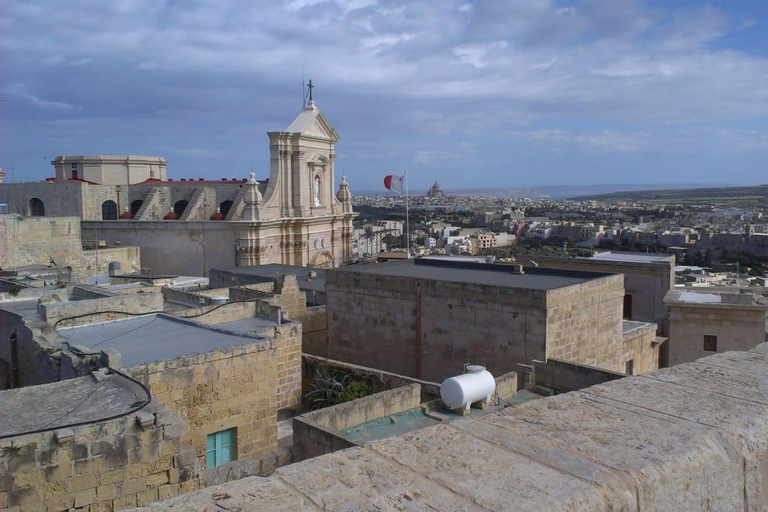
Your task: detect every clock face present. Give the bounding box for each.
[314,239,321,250]
[322,237,328,248]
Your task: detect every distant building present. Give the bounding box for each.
[51,155,167,185]
[425,181,444,198]
[664,289,768,366]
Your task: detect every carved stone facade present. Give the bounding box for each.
[0,101,356,275]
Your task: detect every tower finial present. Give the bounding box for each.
[307,79,314,102]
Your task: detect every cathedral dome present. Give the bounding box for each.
[119,207,134,219]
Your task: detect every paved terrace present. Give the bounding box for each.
[133,344,768,511]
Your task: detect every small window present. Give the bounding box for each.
[625,359,634,376]
[71,163,77,169]
[101,200,118,220]
[704,335,717,352]
[72,169,79,180]
[206,428,236,469]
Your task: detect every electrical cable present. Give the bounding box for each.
[0,366,152,440]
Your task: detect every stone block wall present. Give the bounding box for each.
[667,302,768,366]
[326,270,563,383]
[544,274,626,372]
[0,402,199,512]
[203,446,300,487]
[293,384,421,460]
[79,246,141,276]
[301,306,327,356]
[129,338,280,469]
[527,357,625,393]
[0,215,83,269]
[302,355,441,405]
[42,292,164,328]
[275,323,302,413]
[537,256,674,334]
[622,322,659,374]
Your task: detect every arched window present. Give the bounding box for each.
[101,200,118,220]
[130,200,144,215]
[174,200,189,216]
[219,200,233,217]
[29,198,45,217]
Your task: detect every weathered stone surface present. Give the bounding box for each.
[278,447,484,511]
[129,344,768,511]
[131,476,310,511]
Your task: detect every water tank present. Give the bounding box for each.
[210,296,228,305]
[440,366,496,411]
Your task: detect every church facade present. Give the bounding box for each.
[0,100,356,275]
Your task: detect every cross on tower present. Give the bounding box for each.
[307,80,314,102]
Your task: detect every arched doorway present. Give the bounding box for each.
[29,198,45,217]
[130,200,144,215]
[101,200,118,220]
[219,200,233,217]
[174,200,188,216]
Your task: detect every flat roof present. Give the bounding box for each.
[664,289,768,308]
[591,251,674,264]
[0,299,40,319]
[0,372,146,437]
[57,314,273,367]
[339,259,610,291]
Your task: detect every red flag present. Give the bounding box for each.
[383,174,404,193]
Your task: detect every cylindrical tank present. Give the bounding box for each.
[210,296,228,305]
[440,366,496,411]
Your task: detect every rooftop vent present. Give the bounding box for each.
[510,264,525,275]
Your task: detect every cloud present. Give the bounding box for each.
[4,83,81,110]
[3,0,768,187]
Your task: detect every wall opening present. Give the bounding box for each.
[704,335,718,352]
[219,200,233,217]
[206,428,236,468]
[174,200,189,216]
[623,295,633,319]
[130,200,144,215]
[29,198,45,217]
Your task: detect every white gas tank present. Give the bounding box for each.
[440,365,496,411]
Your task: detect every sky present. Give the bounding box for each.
[3,0,768,191]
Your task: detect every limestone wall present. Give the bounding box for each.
[293,384,421,460]
[79,246,141,276]
[81,221,236,277]
[537,255,674,334]
[301,306,327,356]
[129,338,280,467]
[274,323,303,414]
[41,292,164,327]
[0,215,83,269]
[302,355,441,404]
[132,343,768,512]
[0,402,199,511]
[667,302,768,366]
[326,270,624,384]
[0,182,85,218]
[527,357,625,393]
[544,274,626,372]
[622,322,659,374]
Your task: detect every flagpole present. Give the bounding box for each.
[404,170,410,258]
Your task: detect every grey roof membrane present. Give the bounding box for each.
[57,315,271,367]
[340,259,605,291]
[0,373,145,437]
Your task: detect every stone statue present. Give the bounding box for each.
[313,175,321,207]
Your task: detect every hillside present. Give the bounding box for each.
[570,184,768,207]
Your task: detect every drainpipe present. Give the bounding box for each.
[415,283,422,379]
